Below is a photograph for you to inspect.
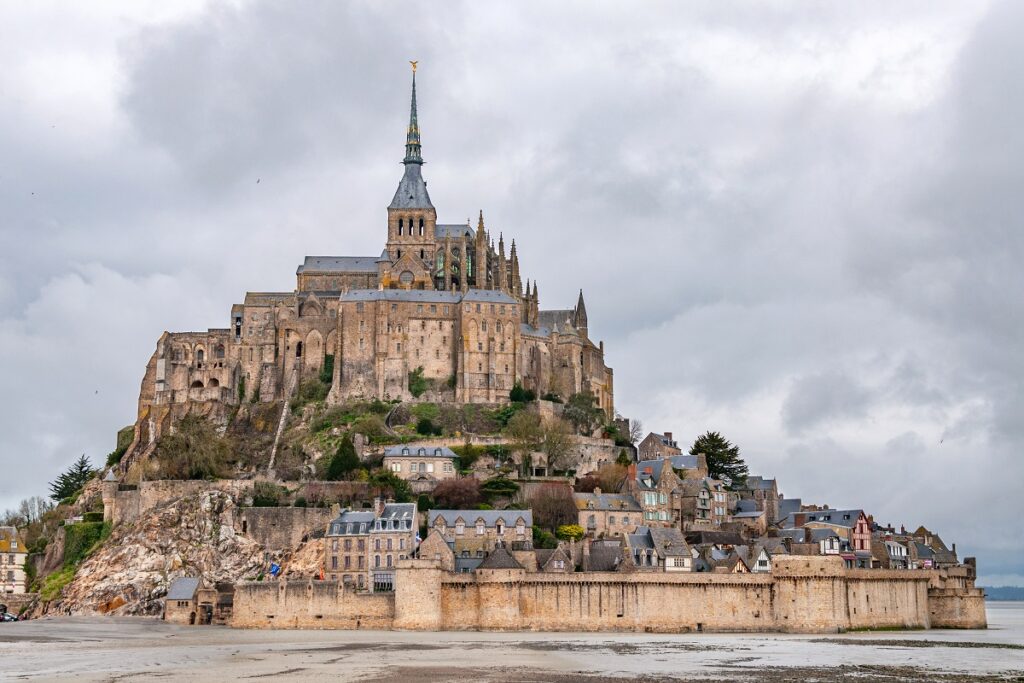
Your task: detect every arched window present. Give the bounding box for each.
[208,378,220,388]
[418,218,424,235]
[190,380,204,389]
[398,218,404,235]
[295,341,303,358]
[196,349,204,364]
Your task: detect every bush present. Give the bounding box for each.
[408,366,428,398]
[491,404,522,428]
[250,481,285,507]
[416,494,433,513]
[529,482,578,531]
[63,521,111,568]
[367,469,413,503]
[432,478,482,509]
[82,511,104,523]
[105,425,135,468]
[556,524,585,541]
[411,403,440,422]
[350,415,387,441]
[319,354,335,385]
[40,565,76,602]
[480,476,520,501]
[416,417,442,436]
[509,382,536,403]
[153,415,229,480]
[290,379,329,413]
[532,525,558,549]
[293,497,307,508]
[541,392,563,404]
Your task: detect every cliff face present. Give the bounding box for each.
[37,490,265,616]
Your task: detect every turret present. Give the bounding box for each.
[574,289,588,337]
[510,240,522,296]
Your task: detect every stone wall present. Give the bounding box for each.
[234,556,980,633]
[232,579,394,629]
[238,507,335,553]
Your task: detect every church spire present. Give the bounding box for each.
[404,61,422,164]
[574,289,589,336]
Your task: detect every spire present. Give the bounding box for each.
[574,289,588,335]
[404,61,422,164]
[389,63,433,210]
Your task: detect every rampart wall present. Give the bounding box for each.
[233,556,983,633]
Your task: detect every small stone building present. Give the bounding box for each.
[0,527,27,594]
[383,444,458,492]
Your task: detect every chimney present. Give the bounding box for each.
[900,524,906,535]
[952,543,957,557]
[627,463,637,481]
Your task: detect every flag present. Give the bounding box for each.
[269,562,281,577]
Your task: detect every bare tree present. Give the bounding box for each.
[629,419,644,445]
[528,482,577,530]
[542,416,575,473]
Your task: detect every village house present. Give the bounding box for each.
[623,460,678,526]
[383,444,458,493]
[731,500,768,536]
[324,500,417,591]
[0,527,27,595]
[911,526,959,568]
[636,432,682,460]
[573,489,643,538]
[781,508,872,553]
[535,546,574,573]
[735,476,781,524]
[163,577,224,625]
[428,509,533,572]
[624,526,692,571]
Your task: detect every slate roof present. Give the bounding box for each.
[742,476,776,491]
[809,528,841,541]
[587,540,623,571]
[384,444,457,459]
[340,289,462,303]
[462,289,518,304]
[327,510,376,536]
[733,510,765,519]
[735,499,758,514]
[520,323,553,338]
[166,577,200,601]
[780,509,865,529]
[685,530,745,547]
[477,546,523,570]
[297,256,380,274]
[573,492,642,512]
[778,498,802,519]
[389,162,433,210]
[429,509,533,528]
[434,223,475,240]
[377,503,416,522]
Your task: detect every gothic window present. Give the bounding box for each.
[196,349,204,365]
[419,218,424,235]
[398,218,404,235]
[215,344,225,359]
[296,341,303,358]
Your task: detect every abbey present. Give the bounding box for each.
[134,67,613,433]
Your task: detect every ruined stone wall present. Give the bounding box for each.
[232,579,394,629]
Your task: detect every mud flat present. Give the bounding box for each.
[1,603,1021,682]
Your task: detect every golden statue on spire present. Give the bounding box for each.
[410,60,418,73]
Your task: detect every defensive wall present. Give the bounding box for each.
[232,556,986,633]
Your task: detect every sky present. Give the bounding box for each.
[1,1,1021,585]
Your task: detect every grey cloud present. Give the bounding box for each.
[782,372,873,434]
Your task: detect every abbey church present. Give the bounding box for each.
[133,67,613,439]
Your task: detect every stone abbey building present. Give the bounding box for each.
[133,67,613,442]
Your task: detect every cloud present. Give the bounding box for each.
[1,0,1020,583]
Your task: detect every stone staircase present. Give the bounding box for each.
[267,370,299,477]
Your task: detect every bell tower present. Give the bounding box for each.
[386,62,438,277]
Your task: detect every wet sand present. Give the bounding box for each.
[1,603,1021,682]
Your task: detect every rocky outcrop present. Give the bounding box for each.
[35,490,265,617]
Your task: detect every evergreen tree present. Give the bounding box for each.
[689,431,748,489]
[326,433,360,480]
[48,454,95,502]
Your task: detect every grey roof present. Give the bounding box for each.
[635,458,673,487]
[538,309,576,330]
[429,509,533,528]
[377,249,391,263]
[742,476,776,491]
[435,223,475,240]
[297,256,379,274]
[377,503,416,521]
[587,540,623,571]
[781,509,865,529]
[341,289,463,303]
[477,546,524,570]
[389,162,433,209]
[455,556,484,572]
[574,492,642,512]
[732,510,765,519]
[626,532,654,550]
[385,444,457,459]
[167,577,200,601]
[735,499,758,513]
[520,323,553,338]
[778,498,802,519]
[462,289,518,304]
[809,528,841,541]
[912,541,935,559]
[327,510,376,535]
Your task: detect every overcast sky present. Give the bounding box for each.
[2,1,1021,584]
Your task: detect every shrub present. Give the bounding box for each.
[319,354,335,385]
[491,403,522,428]
[368,469,413,503]
[529,482,578,530]
[40,566,75,602]
[105,425,135,468]
[556,524,585,541]
[293,497,307,508]
[408,366,428,398]
[324,433,361,480]
[432,478,482,509]
[250,481,285,507]
[541,392,562,404]
[416,494,433,513]
[532,525,558,549]
[290,379,329,413]
[63,521,111,568]
[350,415,387,441]
[509,382,536,403]
[237,375,247,403]
[416,417,442,436]
[153,415,229,480]
[480,476,520,501]
[411,403,440,422]
[82,511,104,523]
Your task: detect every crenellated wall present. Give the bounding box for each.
[232,556,983,633]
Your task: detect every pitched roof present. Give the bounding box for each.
[778,498,802,519]
[389,162,433,209]
[587,540,623,571]
[167,577,201,601]
[477,546,523,570]
[297,256,379,274]
[462,289,518,304]
[434,223,475,240]
[384,444,457,459]
[378,503,416,521]
[573,492,642,512]
[327,510,376,535]
[429,509,533,528]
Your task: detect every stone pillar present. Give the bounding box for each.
[393,559,444,630]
